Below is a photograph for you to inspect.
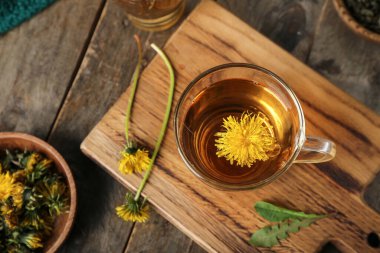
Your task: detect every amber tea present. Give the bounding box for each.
[181,79,295,186]
[117,0,185,31]
[175,64,335,190]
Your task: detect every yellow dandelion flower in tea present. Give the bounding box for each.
[215,111,280,167]
[119,145,150,175]
[116,193,149,223]
[0,172,24,208]
[21,233,43,249]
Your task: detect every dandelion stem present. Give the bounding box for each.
[134,43,175,201]
[125,35,143,142]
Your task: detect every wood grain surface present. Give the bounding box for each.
[81,1,380,252]
[50,1,202,252]
[126,1,329,251]
[0,0,103,138]
[332,0,380,43]
[308,0,380,117]
[1,0,379,252]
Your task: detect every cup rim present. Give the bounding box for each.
[174,63,306,190]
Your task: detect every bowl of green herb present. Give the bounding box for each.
[0,132,76,253]
[333,0,380,43]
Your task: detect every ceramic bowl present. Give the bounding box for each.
[333,0,380,43]
[0,132,76,253]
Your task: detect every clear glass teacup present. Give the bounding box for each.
[174,63,336,190]
[117,0,186,31]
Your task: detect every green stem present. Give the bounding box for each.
[134,43,175,201]
[125,35,143,143]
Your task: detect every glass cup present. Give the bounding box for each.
[174,63,336,190]
[116,0,186,31]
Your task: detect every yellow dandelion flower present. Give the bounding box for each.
[119,148,150,175]
[1,203,18,229]
[36,180,68,216]
[0,172,24,208]
[37,180,66,199]
[115,193,149,223]
[50,180,66,197]
[12,169,27,181]
[1,203,14,215]
[26,152,41,171]
[36,158,53,171]
[21,233,43,249]
[215,112,280,167]
[22,214,42,229]
[3,214,18,229]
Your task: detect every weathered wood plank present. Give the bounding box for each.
[50,0,199,252]
[188,241,207,253]
[217,0,325,62]
[48,1,133,252]
[306,0,380,217]
[125,0,330,252]
[0,0,103,139]
[119,0,209,251]
[307,0,380,113]
[124,210,193,253]
[81,1,380,252]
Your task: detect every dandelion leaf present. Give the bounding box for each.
[250,218,320,248]
[254,201,326,222]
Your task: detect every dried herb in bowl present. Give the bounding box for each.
[344,0,380,33]
[0,149,69,252]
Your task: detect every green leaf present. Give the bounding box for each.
[249,218,319,247]
[255,201,326,222]
[249,201,329,248]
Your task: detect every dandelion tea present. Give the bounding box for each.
[117,0,185,31]
[182,79,295,185]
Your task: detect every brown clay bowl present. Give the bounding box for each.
[333,0,380,43]
[0,132,76,253]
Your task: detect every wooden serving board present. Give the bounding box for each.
[81,1,380,252]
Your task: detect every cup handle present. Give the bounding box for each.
[294,136,336,163]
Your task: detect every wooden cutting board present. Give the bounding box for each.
[81,1,380,252]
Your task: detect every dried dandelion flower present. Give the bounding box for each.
[22,210,44,230]
[215,112,280,167]
[37,180,68,216]
[36,159,53,170]
[1,202,14,215]
[116,193,149,223]
[12,169,27,181]
[26,153,41,171]
[0,172,17,201]
[21,233,43,249]
[0,172,24,208]
[3,213,18,229]
[0,149,69,251]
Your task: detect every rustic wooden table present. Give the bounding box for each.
[0,0,379,252]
